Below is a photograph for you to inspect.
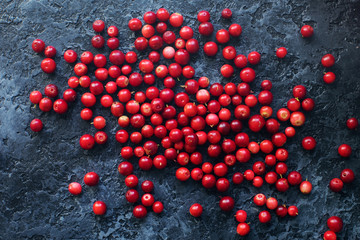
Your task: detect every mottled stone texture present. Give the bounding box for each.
[0,0,360,239]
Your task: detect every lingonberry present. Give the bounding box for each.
[29,91,43,104]
[229,23,242,37]
[302,136,316,150]
[74,63,88,76]
[265,171,278,184]
[216,178,230,192]
[169,13,183,27]
[91,35,105,48]
[240,67,256,82]
[128,18,142,31]
[323,231,337,240]
[287,206,298,217]
[94,131,107,144]
[237,223,250,236]
[300,180,312,194]
[276,178,289,192]
[219,196,234,212]
[254,193,266,206]
[276,205,288,218]
[272,133,287,147]
[133,205,147,218]
[266,197,278,210]
[141,193,155,207]
[121,146,134,159]
[107,37,119,49]
[68,182,82,195]
[79,134,95,150]
[221,64,234,78]
[80,108,93,121]
[182,65,195,78]
[340,168,355,183]
[141,24,155,38]
[53,99,68,114]
[126,189,139,203]
[321,54,335,67]
[41,58,56,73]
[163,31,176,44]
[346,117,358,130]
[265,155,276,167]
[216,29,230,44]
[93,20,105,32]
[300,25,313,37]
[84,172,99,186]
[64,49,77,63]
[189,203,203,217]
[323,72,336,84]
[152,201,164,214]
[199,22,214,36]
[63,89,77,102]
[221,8,232,18]
[79,76,91,88]
[327,216,343,233]
[287,171,302,185]
[44,45,56,58]
[179,26,194,40]
[93,201,106,215]
[248,51,261,65]
[185,38,199,53]
[30,119,43,132]
[204,41,218,56]
[134,37,148,51]
[32,39,45,53]
[197,10,210,22]
[276,47,287,58]
[338,144,352,157]
[329,178,343,192]
[259,210,271,223]
[176,167,190,181]
[290,111,306,127]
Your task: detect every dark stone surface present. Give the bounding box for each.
[1,0,360,239]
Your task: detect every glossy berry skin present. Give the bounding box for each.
[93,20,105,32]
[329,178,343,192]
[64,49,77,63]
[327,216,343,233]
[219,196,234,212]
[32,39,45,53]
[259,210,271,223]
[237,223,250,236]
[41,58,56,73]
[197,10,210,23]
[221,8,232,19]
[300,181,312,194]
[300,25,313,37]
[68,182,82,195]
[92,35,105,48]
[346,117,358,129]
[240,67,255,82]
[323,231,337,240]
[30,119,43,132]
[133,205,147,218]
[276,205,288,218]
[44,46,56,58]
[338,144,352,157]
[204,41,218,56]
[235,210,247,223]
[79,134,95,150]
[93,201,106,215]
[216,29,230,44]
[229,24,242,37]
[189,203,203,217]
[323,72,336,84]
[29,91,43,104]
[152,201,164,214]
[287,206,298,217]
[340,168,355,183]
[321,54,335,67]
[84,172,99,186]
[53,99,68,114]
[276,47,287,58]
[302,136,316,150]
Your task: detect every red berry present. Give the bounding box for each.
[338,144,352,157]
[32,39,45,53]
[259,210,271,223]
[68,182,82,195]
[93,201,106,215]
[221,8,232,19]
[322,54,335,67]
[346,117,358,130]
[30,119,43,132]
[276,47,287,58]
[219,196,234,212]
[327,216,343,233]
[302,136,316,150]
[340,168,355,183]
[236,223,250,236]
[329,178,343,192]
[84,172,99,186]
[300,25,314,38]
[133,205,147,218]
[93,20,105,32]
[41,58,56,73]
[189,203,203,217]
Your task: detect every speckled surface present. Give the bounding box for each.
[0,0,360,239]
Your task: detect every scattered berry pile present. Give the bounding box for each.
[28,8,357,238]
